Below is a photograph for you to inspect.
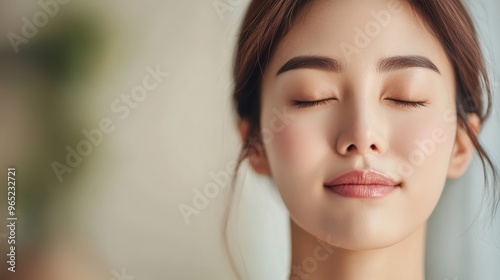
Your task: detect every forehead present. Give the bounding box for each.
[264,0,454,81]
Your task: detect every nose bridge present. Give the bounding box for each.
[337,86,386,156]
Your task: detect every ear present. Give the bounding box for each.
[447,113,481,179]
[238,120,272,176]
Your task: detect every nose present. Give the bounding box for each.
[336,108,387,156]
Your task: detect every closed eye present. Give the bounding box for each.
[386,98,427,109]
[292,98,337,109]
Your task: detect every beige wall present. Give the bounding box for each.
[0,1,498,279]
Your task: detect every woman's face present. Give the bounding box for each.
[259,0,462,250]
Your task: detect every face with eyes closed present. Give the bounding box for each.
[240,0,479,250]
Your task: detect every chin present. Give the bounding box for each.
[313,218,417,251]
[328,232,406,251]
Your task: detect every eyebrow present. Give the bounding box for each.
[378,55,440,74]
[276,56,343,76]
[275,55,440,76]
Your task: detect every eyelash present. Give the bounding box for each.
[386,98,427,108]
[292,98,427,109]
[292,98,336,108]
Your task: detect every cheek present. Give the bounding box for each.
[270,123,311,160]
[390,113,456,225]
[391,114,455,180]
[265,116,329,175]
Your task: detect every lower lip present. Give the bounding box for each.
[325,184,398,198]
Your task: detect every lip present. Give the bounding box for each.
[324,169,401,198]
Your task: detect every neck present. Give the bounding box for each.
[289,220,426,280]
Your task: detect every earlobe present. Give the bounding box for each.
[238,120,272,176]
[447,114,480,179]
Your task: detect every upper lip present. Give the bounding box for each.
[324,169,400,187]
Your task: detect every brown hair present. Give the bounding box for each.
[224,0,498,278]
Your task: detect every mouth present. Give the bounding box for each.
[324,169,401,199]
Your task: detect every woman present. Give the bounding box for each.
[227,0,498,279]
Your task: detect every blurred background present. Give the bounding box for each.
[0,0,498,279]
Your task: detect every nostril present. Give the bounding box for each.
[343,144,379,154]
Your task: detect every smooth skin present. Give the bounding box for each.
[239,0,479,279]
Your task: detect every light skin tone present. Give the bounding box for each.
[239,0,480,279]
